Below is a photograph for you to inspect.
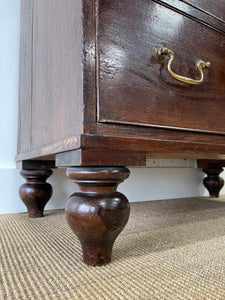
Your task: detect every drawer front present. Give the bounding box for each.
[98,0,225,134]
[184,0,225,22]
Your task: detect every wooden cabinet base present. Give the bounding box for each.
[65,167,130,266]
[19,170,53,218]
[202,167,224,198]
[17,0,225,266]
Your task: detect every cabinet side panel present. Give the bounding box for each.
[17,0,34,154]
[31,0,83,153]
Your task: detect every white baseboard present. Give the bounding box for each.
[119,167,207,202]
[0,167,219,214]
[0,168,25,214]
[0,168,75,214]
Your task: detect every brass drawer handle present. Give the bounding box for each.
[153,46,210,85]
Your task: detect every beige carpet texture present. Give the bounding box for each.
[1,196,225,300]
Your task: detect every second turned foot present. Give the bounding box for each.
[203,167,224,198]
[19,169,53,217]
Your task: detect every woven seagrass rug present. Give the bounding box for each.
[1,196,225,300]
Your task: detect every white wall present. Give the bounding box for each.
[0,0,224,214]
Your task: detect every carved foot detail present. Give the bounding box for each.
[65,166,130,266]
[203,167,224,198]
[19,169,53,217]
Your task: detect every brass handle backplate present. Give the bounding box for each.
[152,46,210,85]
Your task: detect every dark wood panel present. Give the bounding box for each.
[81,134,225,160]
[96,123,225,146]
[98,0,225,134]
[56,149,146,167]
[16,160,55,170]
[17,0,225,167]
[31,0,83,149]
[197,160,225,168]
[82,0,99,134]
[154,0,225,34]
[17,0,34,154]
[56,135,225,167]
[182,0,225,23]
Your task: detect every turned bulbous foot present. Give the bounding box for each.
[19,169,53,217]
[203,167,224,198]
[65,166,130,266]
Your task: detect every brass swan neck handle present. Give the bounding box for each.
[153,46,210,85]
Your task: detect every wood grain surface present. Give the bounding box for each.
[17,0,225,165]
[18,0,83,154]
[98,0,225,134]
